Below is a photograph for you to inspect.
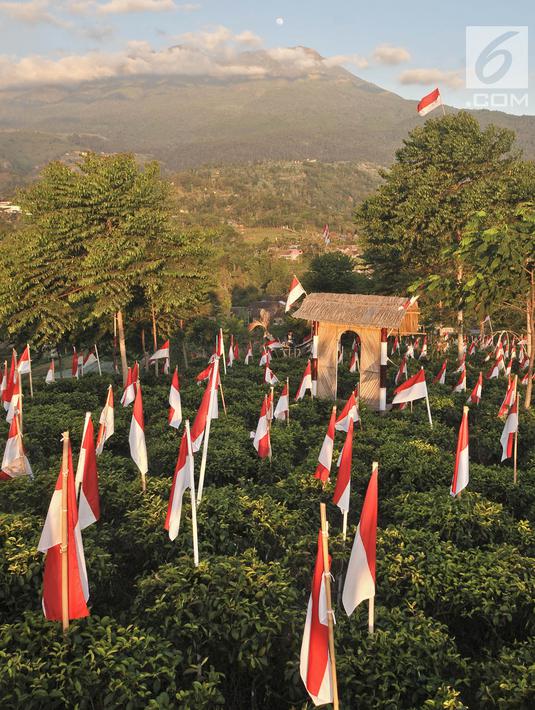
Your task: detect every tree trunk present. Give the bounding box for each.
[457,261,464,360]
[151,303,158,377]
[116,310,128,387]
[182,339,189,371]
[141,328,149,371]
[525,271,534,409]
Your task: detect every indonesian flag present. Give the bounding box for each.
[455,355,466,373]
[259,347,271,367]
[452,368,466,393]
[75,413,100,529]
[300,531,333,707]
[233,342,239,361]
[121,366,136,407]
[164,430,193,541]
[46,359,55,384]
[451,408,469,496]
[505,357,513,377]
[37,439,89,621]
[433,360,447,385]
[392,367,428,404]
[168,367,182,429]
[486,356,502,380]
[395,356,408,385]
[17,345,31,375]
[245,342,253,365]
[419,336,428,360]
[466,372,483,405]
[398,295,419,311]
[391,335,400,354]
[129,383,148,479]
[349,349,358,373]
[216,329,224,358]
[0,416,32,480]
[0,362,7,403]
[498,377,516,417]
[500,396,518,462]
[149,339,170,363]
[295,360,312,401]
[252,396,271,458]
[274,381,290,421]
[83,348,98,372]
[266,388,274,423]
[227,336,235,367]
[196,363,212,384]
[3,352,17,411]
[6,375,20,424]
[286,275,306,312]
[190,361,219,452]
[333,419,353,513]
[405,343,415,359]
[264,365,279,386]
[71,348,79,378]
[417,87,442,116]
[323,224,330,245]
[96,385,114,455]
[314,408,336,483]
[266,338,283,350]
[335,390,358,432]
[468,341,477,357]
[343,463,378,616]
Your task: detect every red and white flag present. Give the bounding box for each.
[83,348,98,372]
[164,430,194,541]
[335,390,358,432]
[1,416,32,480]
[121,364,138,406]
[300,531,333,707]
[392,367,428,404]
[466,372,483,405]
[333,419,353,514]
[264,365,279,386]
[168,367,182,429]
[500,397,518,462]
[274,381,290,421]
[190,361,219,452]
[452,368,466,393]
[75,413,100,529]
[349,349,358,373]
[37,438,89,621]
[343,462,378,616]
[244,342,253,365]
[468,341,477,357]
[419,336,428,360]
[395,356,408,385]
[259,347,271,367]
[391,335,399,355]
[505,357,513,377]
[285,275,306,312]
[498,376,516,417]
[266,338,283,351]
[252,396,271,459]
[96,385,114,455]
[398,295,419,311]
[451,408,469,496]
[216,329,224,358]
[322,224,330,245]
[3,353,16,411]
[295,360,312,401]
[417,87,442,116]
[45,359,55,384]
[314,407,336,483]
[486,356,502,380]
[71,347,79,379]
[195,363,212,384]
[433,360,447,385]
[149,339,170,363]
[129,383,148,486]
[227,336,235,367]
[6,374,21,424]
[17,345,31,375]
[455,355,466,373]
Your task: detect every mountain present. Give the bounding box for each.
[1,49,534,193]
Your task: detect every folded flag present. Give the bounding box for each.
[500,397,518,462]
[168,367,182,429]
[451,407,469,496]
[466,372,483,405]
[314,407,336,483]
[96,385,114,455]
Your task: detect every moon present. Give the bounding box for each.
[275,17,284,26]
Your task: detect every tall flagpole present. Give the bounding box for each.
[60,431,70,634]
[94,343,102,376]
[185,420,199,566]
[319,503,339,710]
[513,375,519,485]
[28,344,34,399]
[197,358,219,505]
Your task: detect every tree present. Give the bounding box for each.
[303,252,370,293]
[356,112,519,357]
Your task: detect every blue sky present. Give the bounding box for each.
[0,0,533,113]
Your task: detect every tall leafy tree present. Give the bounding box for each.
[303,252,370,293]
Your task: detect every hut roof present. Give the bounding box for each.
[293,293,419,332]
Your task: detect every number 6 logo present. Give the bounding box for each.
[475,31,518,85]
[466,26,528,90]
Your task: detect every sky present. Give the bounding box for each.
[0,0,533,114]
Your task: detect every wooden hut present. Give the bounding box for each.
[293,293,419,410]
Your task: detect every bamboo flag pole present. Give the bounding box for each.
[342,511,348,541]
[286,377,290,426]
[368,460,378,635]
[513,375,519,485]
[151,304,159,377]
[185,420,199,566]
[60,431,70,634]
[28,344,34,399]
[197,359,218,505]
[319,503,340,710]
[220,328,227,376]
[113,313,118,373]
[94,343,102,376]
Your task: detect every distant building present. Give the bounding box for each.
[279,247,303,261]
[0,201,21,215]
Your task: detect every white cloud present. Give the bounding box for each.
[399,67,463,89]
[177,2,200,11]
[0,0,69,27]
[97,0,177,14]
[324,54,369,70]
[372,44,410,65]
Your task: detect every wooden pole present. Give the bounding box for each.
[369,460,378,635]
[151,304,159,377]
[60,431,70,634]
[220,328,227,376]
[342,510,348,541]
[513,376,519,485]
[28,344,34,399]
[94,343,102,376]
[197,360,218,505]
[113,314,118,374]
[116,310,128,386]
[286,377,290,426]
[219,380,227,416]
[319,503,340,710]
[185,420,199,566]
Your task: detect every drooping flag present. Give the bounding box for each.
[6,374,21,424]
[433,360,447,385]
[452,368,466,393]
[405,342,415,359]
[274,381,290,421]
[75,413,100,529]
[17,345,31,375]
[343,462,378,616]
[95,385,114,455]
[349,349,358,373]
[3,352,16,411]
[419,336,428,360]
[0,416,32,480]
[450,408,469,496]
[300,531,333,707]
[244,342,253,365]
[264,364,279,386]
[335,390,358,432]
[121,366,136,407]
[83,348,98,373]
[498,376,516,417]
[252,396,271,459]
[332,419,354,514]
[129,383,148,491]
[190,361,219,452]
[314,407,336,483]
[71,347,79,379]
[168,367,182,429]
[322,224,330,245]
[285,275,306,312]
[227,336,235,368]
[398,295,419,311]
[417,87,442,116]
[455,355,466,373]
[165,430,193,541]
[46,359,55,384]
[466,372,483,405]
[500,397,518,462]
[37,437,89,622]
[149,339,170,364]
[394,356,408,386]
[486,355,502,380]
[295,360,312,400]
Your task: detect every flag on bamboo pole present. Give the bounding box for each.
[349,349,358,373]
[419,336,428,360]
[343,462,378,616]
[274,381,289,421]
[395,356,408,385]
[498,376,516,417]
[452,368,466,393]
[335,390,358,432]
[96,385,114,455]
[129,383,148,490]
[6,375,20,424]
[333,419,354,514]
[295,360,312,400]
[165,430,193,540]
[168,367,182,429]
[37,437,89,622]
[190,362,219,452]
[83,348,98,372]
[259,347,271,367]
[244,342,253,365]
[149,340,170,363]
[451,407,469,496]
[486,355,503,379]
[314,407,336,483]
[75,413,99,529]
[46,359,55,384]
[71,348,79,378]
[121,366,136,406]
[505,357,513,377]
[196,363,213,384]
[455,355,466,373]
[433,360,447,385]
[392,368,428,404]
[500,397,518,462]
[3,353,16,411]
[286,275,306,312]
[468,341,476,357]
[398,295,419,311]
[227,336,235,367]
[300,531,333,707]
[0,362,6,403]
[417,87,442,116]
[252,396,271,458]
[466,372,483,405]
[17,345,31,375]
[264,364,279,386]
[0,416,32,480]
[391,335,399,355]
